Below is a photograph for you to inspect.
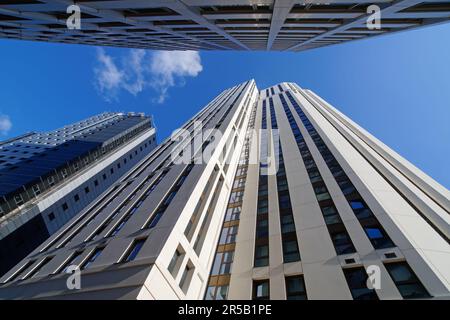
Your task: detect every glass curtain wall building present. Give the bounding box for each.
[0,112,156,277]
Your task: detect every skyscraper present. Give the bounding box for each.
[0,112,157,277]
[0,81,448,300]
[1,1,450,51]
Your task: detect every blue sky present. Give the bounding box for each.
[0,22,449,188]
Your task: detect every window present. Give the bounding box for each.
[308,170,322,183]
[330,230,355,255]
[59,251,83,273]
[5,259,37,283]
[168,248,184,276]
[385,262,430,299]
[225,207,241,222]
[102,174,107,180]
[205,285,228,300]
[229,191,244,203]
[14,194,24,206]
[179,261,194,294]
[219,226,239,245]
[32,185,41,197]
[94,180,99,187]
[338,179,356,195]
[282,239,300,263]
[23,256,54,279]
[48,212,55,221]
[219,252,234,275]
[343,268,378,300]
[62,203,69,211]
[280,215,295,234]
[81,247,104,270]
[84,186,90,194]
[257,199,268,214]
[350,200,372,219]
[314,185,331,201]
[363,225,395,249]
[285,276,307,300]
[74,194,80,202]
[321,206,341,225]
[253,280,270,300]
[122,238,146,263]
[47,176,55,187]
[256,218,269,238]
[254,244,269,267]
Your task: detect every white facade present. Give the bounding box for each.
[0,81,448,300]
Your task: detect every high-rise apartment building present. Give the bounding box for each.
[0,81,448,300]
[0,112,157,277]
[0,1,449,51]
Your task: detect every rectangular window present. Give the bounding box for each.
[59,251,83,273]
[253,280,270,300]
[385,262,430,299]
[23,256,54,279]
[62,203,69,211]
[81,247,104,270]
[349,200,372,219]
[122,238,146,263]
[74,194,80,202]
[32,185,41,197]
[225,207,241,222]
[343,267,378,300]
[330,229,355,255]
[321,206,341,225]
[179,261,194,294]
[14,194,24,206]
[282,239,300,263]
[363,225,395,249]
[168,248,184,277]
[47,176,55,187]
[280,215,295,234]
[254,244,269,267]
[5,259,36,283]
[285,276,307,300]
[213,250,233,276]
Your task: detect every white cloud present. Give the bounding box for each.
[93,49,202,103]
[94,48,124,101]
[0,114,12,135]
[150,51,203,103]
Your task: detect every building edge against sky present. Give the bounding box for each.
[0,80,448,300]
[1,1,450,52]
[0,113,157,277]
